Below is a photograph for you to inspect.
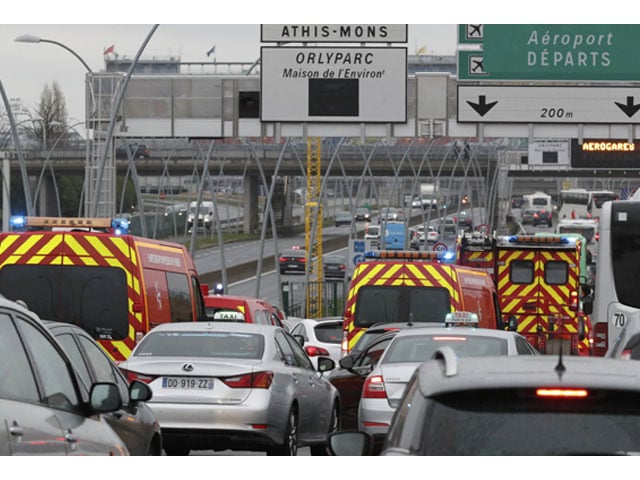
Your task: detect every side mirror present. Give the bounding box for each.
[90,382,122,413]
[339,355,355,370]
[130,380,152,402]
[507,316,518,331]
[318,356,336,373]
[578,317,586,341]
[582,298,594,315]
[328,431,374,456]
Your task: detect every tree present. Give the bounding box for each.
[28,81,69,150]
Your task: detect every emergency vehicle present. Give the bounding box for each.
[494,234,593,356]
[0,216,208,362]
[341,249,502,355]
[202,291,285,327]
[456,231,495,280]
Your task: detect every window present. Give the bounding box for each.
[275,331,297,367]
[79,334,129,404]
[545,261,568,285]
[284,332,314,371]
[0,313,39,402]
[166,272,193,323]
[56,333,92,390]
[135,331,264,360]
[510,260,534,284]
[17,317,79,412]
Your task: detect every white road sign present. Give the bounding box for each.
[261,24,407,43]
[261,46,407,123]
[457,85,640,124]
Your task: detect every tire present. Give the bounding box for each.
[267,407,298,456]
[163,441,190,456]
[310,402,340,456]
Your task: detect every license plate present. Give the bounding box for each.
[162,377,214,390]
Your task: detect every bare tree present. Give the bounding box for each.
[29,81,68,150]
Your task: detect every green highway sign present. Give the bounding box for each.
[457,24,640,81]
[457,24,483,44]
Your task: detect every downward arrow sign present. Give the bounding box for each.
[467,95,498,117]
[615,96,640,118]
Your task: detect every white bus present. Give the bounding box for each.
[558,188,618,221]
[557,188,591,220]
[592,199,640,356]
[589,190,618,220]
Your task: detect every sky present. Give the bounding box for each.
[2,1,609,127]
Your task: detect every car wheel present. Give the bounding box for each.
[267,407,298,456]
[310,401,340,456]
[163,441,191,456]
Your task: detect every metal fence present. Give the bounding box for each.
[281,279,347,319]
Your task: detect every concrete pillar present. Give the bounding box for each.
[243,174,259,234]
[35,173,58,217]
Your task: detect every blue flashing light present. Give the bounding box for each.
[9,216,26,230]
[111,217,130,235]
[442,251,456,262]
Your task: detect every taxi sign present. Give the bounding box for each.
[213,310,246,322]
[444,311,479,326]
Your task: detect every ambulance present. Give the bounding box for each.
[494,234,593,355]
[341,250,502,355]
[0,216,208,362]
[456,231,496,280]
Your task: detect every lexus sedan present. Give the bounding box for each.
[119,322,340,456]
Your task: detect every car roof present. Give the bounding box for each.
[391,325,521,339]
[415,355,640,398]
[143,321,281,335]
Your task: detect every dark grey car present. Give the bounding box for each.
[0,297,127,455]
[330,354,640,455]
[44,321,163,455]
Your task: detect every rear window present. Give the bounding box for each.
[416,389,640,455]
[314,322,342,343]
[354,286,451,327]
[134,331,264,359]
[382,335,507,363]
[510,260,534,284]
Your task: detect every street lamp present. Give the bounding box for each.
[14,34,92,73]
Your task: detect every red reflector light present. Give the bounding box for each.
[536,388,588,398]
[251,424,268,430]
[221,371,274,389]
[120,369,156,384]
[362,375,387,399]
[363,421,390,427]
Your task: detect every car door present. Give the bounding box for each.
[275,331,320,441]
[55,327,149,455]
[14,316,126,455]
[0,312,67,455]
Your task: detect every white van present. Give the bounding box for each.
[187,201,215,232]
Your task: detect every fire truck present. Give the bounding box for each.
[341,249,502,355]
[494,234,593,355]
[0,216,208,362]
[456,231,496,281]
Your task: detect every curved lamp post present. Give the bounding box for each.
[14,34,92,73]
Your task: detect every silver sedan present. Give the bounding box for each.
[358,323,539,450]
[119,322,340,456]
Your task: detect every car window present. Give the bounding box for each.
[56,332,93,389]
[356,337,394,368]
[314,322,342,343]
[284,332,315,371]
[78,335,129,404]
[275,330,297,366]
[382,335,507,363]
[0,313,40,402]
[291,323,307,339]
[17,317,80,412]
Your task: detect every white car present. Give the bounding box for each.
[357,315,539,451]
[119,322,339,456]
[290,318,343,368]
[415,225,439,244]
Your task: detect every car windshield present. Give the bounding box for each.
[419,389,640,455]
[382,335,507,363]
[134,331,264,359]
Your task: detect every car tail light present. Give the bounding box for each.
[362,375,387,399]
[120,369,157,384]
[621,349,633,360]
[536,388,588,398]
[592,323,608,356]
[221,371,274,389]
[595,232,599,241]
[305,345,330,357]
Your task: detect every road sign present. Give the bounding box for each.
[458,24,484,44]
[261,24,407,43]
[261,46,407,123]
[570,139,640,169]
[457,50,488,79]
[457,85,640,124]
[348,239,372,277]
[459,25,640,81]
[433,242,447,253]
[476,224,489,235]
